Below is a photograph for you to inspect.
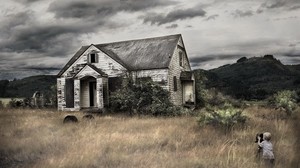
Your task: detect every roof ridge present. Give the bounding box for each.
[94,34,181,46]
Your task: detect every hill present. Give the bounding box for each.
[0,75,57,98]
[194,55,300,100]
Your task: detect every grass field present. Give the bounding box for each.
[0,106,299,168]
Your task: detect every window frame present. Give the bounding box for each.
[89,53,98,63]
[173,76,177,91]
[179,51,183,67]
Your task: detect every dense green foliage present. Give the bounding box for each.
[194,56,300,101]
[110,79,180,116]
[198,103,247,131]
[270,90,299,116]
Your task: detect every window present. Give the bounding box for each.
[173,76,177,91]
[179,51,183,66]
[89,53,98,63]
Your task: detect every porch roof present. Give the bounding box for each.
[180,71,193,81]
[73,64,108,79]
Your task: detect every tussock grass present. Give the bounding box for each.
[0,107,299,168]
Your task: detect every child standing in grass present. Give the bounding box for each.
[257,132,275,167]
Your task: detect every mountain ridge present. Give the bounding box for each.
[194,55,300,100]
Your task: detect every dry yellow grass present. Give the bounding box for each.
[0,106,299,168]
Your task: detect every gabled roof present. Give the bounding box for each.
[58,34,181,77]
[74,64,107,79]
[95,34,181,70]
[58,46,90,76]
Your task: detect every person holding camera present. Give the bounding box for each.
[257,132,275,167]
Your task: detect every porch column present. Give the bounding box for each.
[96,78,104,108]
[57,78,66,111]
[74,79,80,110]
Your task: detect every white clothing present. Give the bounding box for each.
[258,140,275,159]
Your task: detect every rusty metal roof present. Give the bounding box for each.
[58,34,181,77]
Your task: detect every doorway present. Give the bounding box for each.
[89,81,96,107]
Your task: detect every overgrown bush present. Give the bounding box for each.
[110,79,180,116]
[270,90,298,116]
[198,103,247,131]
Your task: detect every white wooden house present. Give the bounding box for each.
[57,34,195,111]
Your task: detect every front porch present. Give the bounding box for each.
[57,64,108,111]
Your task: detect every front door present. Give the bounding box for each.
[182,82,194,104]
[89,82,96,107]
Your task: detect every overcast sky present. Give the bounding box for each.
[0,0,299,80]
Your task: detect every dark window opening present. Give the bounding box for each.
[90,53,97,63]
[179,51,183,66]
[89,82,96,107]
[65,78,74,108]
[173,76,177,91]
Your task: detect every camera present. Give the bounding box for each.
[255,133,264,143]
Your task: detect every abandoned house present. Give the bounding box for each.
[57,34,195,111]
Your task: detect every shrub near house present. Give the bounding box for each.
[110,80,180,116]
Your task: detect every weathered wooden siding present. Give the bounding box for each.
[133,69,169,90]
[57,77,78,111]
[57,78,65,111]
[74,79,80,110]
[168,37,192,105]
[75,65,102,79]
[96,78,103,108]
[62,45,127,78]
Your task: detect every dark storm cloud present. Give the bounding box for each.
[261,0,286,9]
[0,11,33,36]
[232,10,254,18]
[142,5,206,25]
[48,0,176,19]
[0,23,96,56]
[257,0,300,13]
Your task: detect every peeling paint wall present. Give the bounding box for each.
[74,79,80,110]
[168,37,193,105]
[75,66,102,79]
[96,78,104,108]
[62,45,127,78]
[134,69,169,90]
[57,78,65,111]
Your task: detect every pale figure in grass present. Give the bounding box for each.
[257,132,275,167]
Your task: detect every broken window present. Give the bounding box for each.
[173,76,177,91]
[179,51,183,66]
[89,53,98,63]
